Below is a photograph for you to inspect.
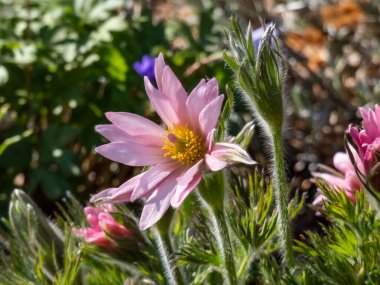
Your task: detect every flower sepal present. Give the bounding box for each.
[198,171,226,211]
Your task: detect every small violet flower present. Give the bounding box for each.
[75,205,133,250]
[91,53,255,230]
[133,55,156,82]
[252,24,278,52]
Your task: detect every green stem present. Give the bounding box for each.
[152,228,177,285]
[237,251,251,278]
[200,196,237,285]
[161,232,186,285]
[269,127,295,267]
[155,210,186,285]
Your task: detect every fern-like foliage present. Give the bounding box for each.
[292,182,380,284]
[0,190,79,284]
[0,190,168,284]
[5,173,377,284]
[173,169,304,284]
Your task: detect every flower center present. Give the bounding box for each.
[162,125,205,165]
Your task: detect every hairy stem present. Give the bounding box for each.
[269,126,295,267]
[200,196,237,285]
[152,228,177,285]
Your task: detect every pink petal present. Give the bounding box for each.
[313,172,347,189]
[99,213,132,238]
[186,79,219,131]
[199,95,224,137]
[139,174,179,230]
[162,66,188,123]
[90,173,143,203]
[186,79,206,130]
[349,125,365,157]
[131,162,178,202]
[365,111,379,141]
[84,207,102,229]
[207,142,256,167]
[155,53,166,91]
[177,160,203,186]
[344,170,361,191]
[333,152,353,174]
[144,77,180,128]
[312,194,326,206]
[206,129,216,152]
[84,206,103,217]
[359,107,370,120]
[364,140,380,170]
[375,105,380,123]
[85,231,111,249]
[105,112,165,146]
[95,141,167,166]
[348,144,365,174]
[171,161,203,208]
[95,124,132,142]
[359,130,371,146]
[205,154,228,171]
[171,173,202,208]
[345,192,356,202]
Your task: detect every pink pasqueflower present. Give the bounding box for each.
[75,205,133,250]
[349,105,380,188]
[313,150,364,203]
[91,53,255,230]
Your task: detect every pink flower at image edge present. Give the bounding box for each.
[349,105,380,177]
[91,53,255,230]
[313,104,380,204]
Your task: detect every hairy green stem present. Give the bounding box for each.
[270,127,295,267]
[161,232,186,285]
[152,228,177,285]
[200,196,237,285]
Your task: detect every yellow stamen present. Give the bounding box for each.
[162,125,205,165]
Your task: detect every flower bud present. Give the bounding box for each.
[225,18,285,130]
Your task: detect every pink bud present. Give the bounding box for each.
[74,205,132,250]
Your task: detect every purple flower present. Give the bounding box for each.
[252,24,278,52]
[133,55,156,82]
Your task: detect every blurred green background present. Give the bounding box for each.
[0,0,379,217]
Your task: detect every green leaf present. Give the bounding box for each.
[29,168,71,199]
[103,47,128,82]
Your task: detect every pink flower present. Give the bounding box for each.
[349,105,380,186]
[91,54,255,230]
[313,150,364,203]
[75,205,133,250]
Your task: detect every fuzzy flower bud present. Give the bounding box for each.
[225,18,284,130]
